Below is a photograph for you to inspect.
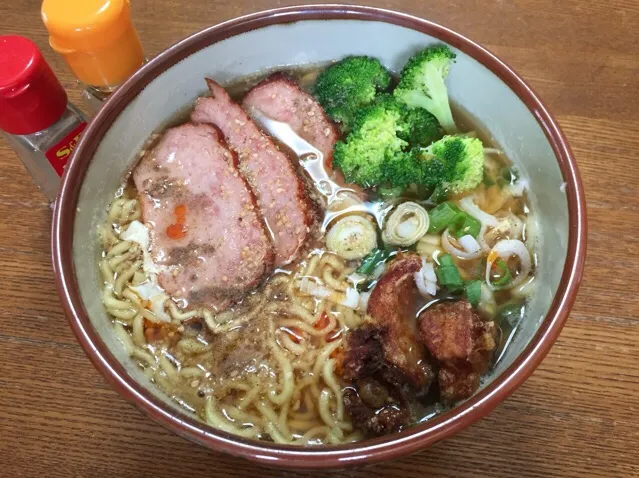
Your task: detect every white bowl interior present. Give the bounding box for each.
[73,19,569,420]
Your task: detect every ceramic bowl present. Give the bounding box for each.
[52,4,587,469]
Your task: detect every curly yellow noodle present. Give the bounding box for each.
[107,240,133,258]
[167,301,201,322]
[108,198,140,225]
[122,288,142,308]
[99,259,115,285]
[205,397,261,439]
[158,354,179,382]
[327,429,345,444]
[288,419,322,432]
[323,266,348,291]
[180,366,205,378]
[318,388,339,429]
[290,376,318,405]
[266,301,312,324]
[132,313,146,347]
[319,253,345,272]
[107,199,123,223]
[267,340,295,406]
[224,405,264,428]
[292,426,332,445]
[109,308,137,322]
[177,338,212,355]
[278,400,292,439]
[114,322,134,354]
[303,253,321,277]
[303,388,319,415]
[265,422,289,444]
[237,386,262,411]
[114,261,142,296]
[322,358,345,422]
[217,381,252,396]
[99,192,376,445]
[131,348,156,367]
[98,224,119,250]
[120,199,140,223]
[103,287,134,310]
[108,253,134,271]
[132,271,146,285]
[277,314,337,337]
[278,331,308,355]
[312,339,342,380]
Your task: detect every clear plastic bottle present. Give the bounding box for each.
[0,35,87,201]
[41,0,146,115]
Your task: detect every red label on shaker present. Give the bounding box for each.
[44,122,87,176]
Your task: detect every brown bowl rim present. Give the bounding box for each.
[51,4,587,470]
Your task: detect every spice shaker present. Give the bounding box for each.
[0,35,87,201]
[41,0,145,115]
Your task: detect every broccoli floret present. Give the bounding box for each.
[421,135,485,194]
[314,56,391,131]
[332,95,408,187]
[400,107,444,147]
[332,94,479,192]
[394,45,458,134]
[384,148,445,189]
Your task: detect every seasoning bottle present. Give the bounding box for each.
[41,0,145,115]
[0,35,87,201]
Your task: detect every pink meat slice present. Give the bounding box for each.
[191,78,314,266]
[132,123,274,312]
[242,73,339,162]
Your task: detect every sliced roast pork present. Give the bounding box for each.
[191,79,315,266]
[242,73,339,162]
[133,123,274,312]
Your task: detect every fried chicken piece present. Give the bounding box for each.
[366,254,435,392]
[419,300,497,403]
[343,388,409,436]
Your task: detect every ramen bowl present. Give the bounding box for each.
[52,4,586,469]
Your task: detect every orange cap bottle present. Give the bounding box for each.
[41,0,145,111]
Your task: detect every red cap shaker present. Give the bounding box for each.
[0,35,87,201]
[0,35,68,134]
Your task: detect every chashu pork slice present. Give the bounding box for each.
[191,78,315,266]
[241,73,339,163]
[132,123,274,312]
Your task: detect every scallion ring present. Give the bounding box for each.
[485,239,532,290]
[382,202,430,247]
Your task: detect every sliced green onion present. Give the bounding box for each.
[437,253,455,267]
[435,254,464,291]
[428,202,460,234]
[465,280,482,307]
[356,248,392,275]
[436,267,464,290]
[448,212,481,239]
[491,259,512,287]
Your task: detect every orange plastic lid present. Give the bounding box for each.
[41,0,144,87]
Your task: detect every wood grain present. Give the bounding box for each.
[1,0,637,476]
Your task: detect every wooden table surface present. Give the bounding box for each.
[1,0,638,476]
